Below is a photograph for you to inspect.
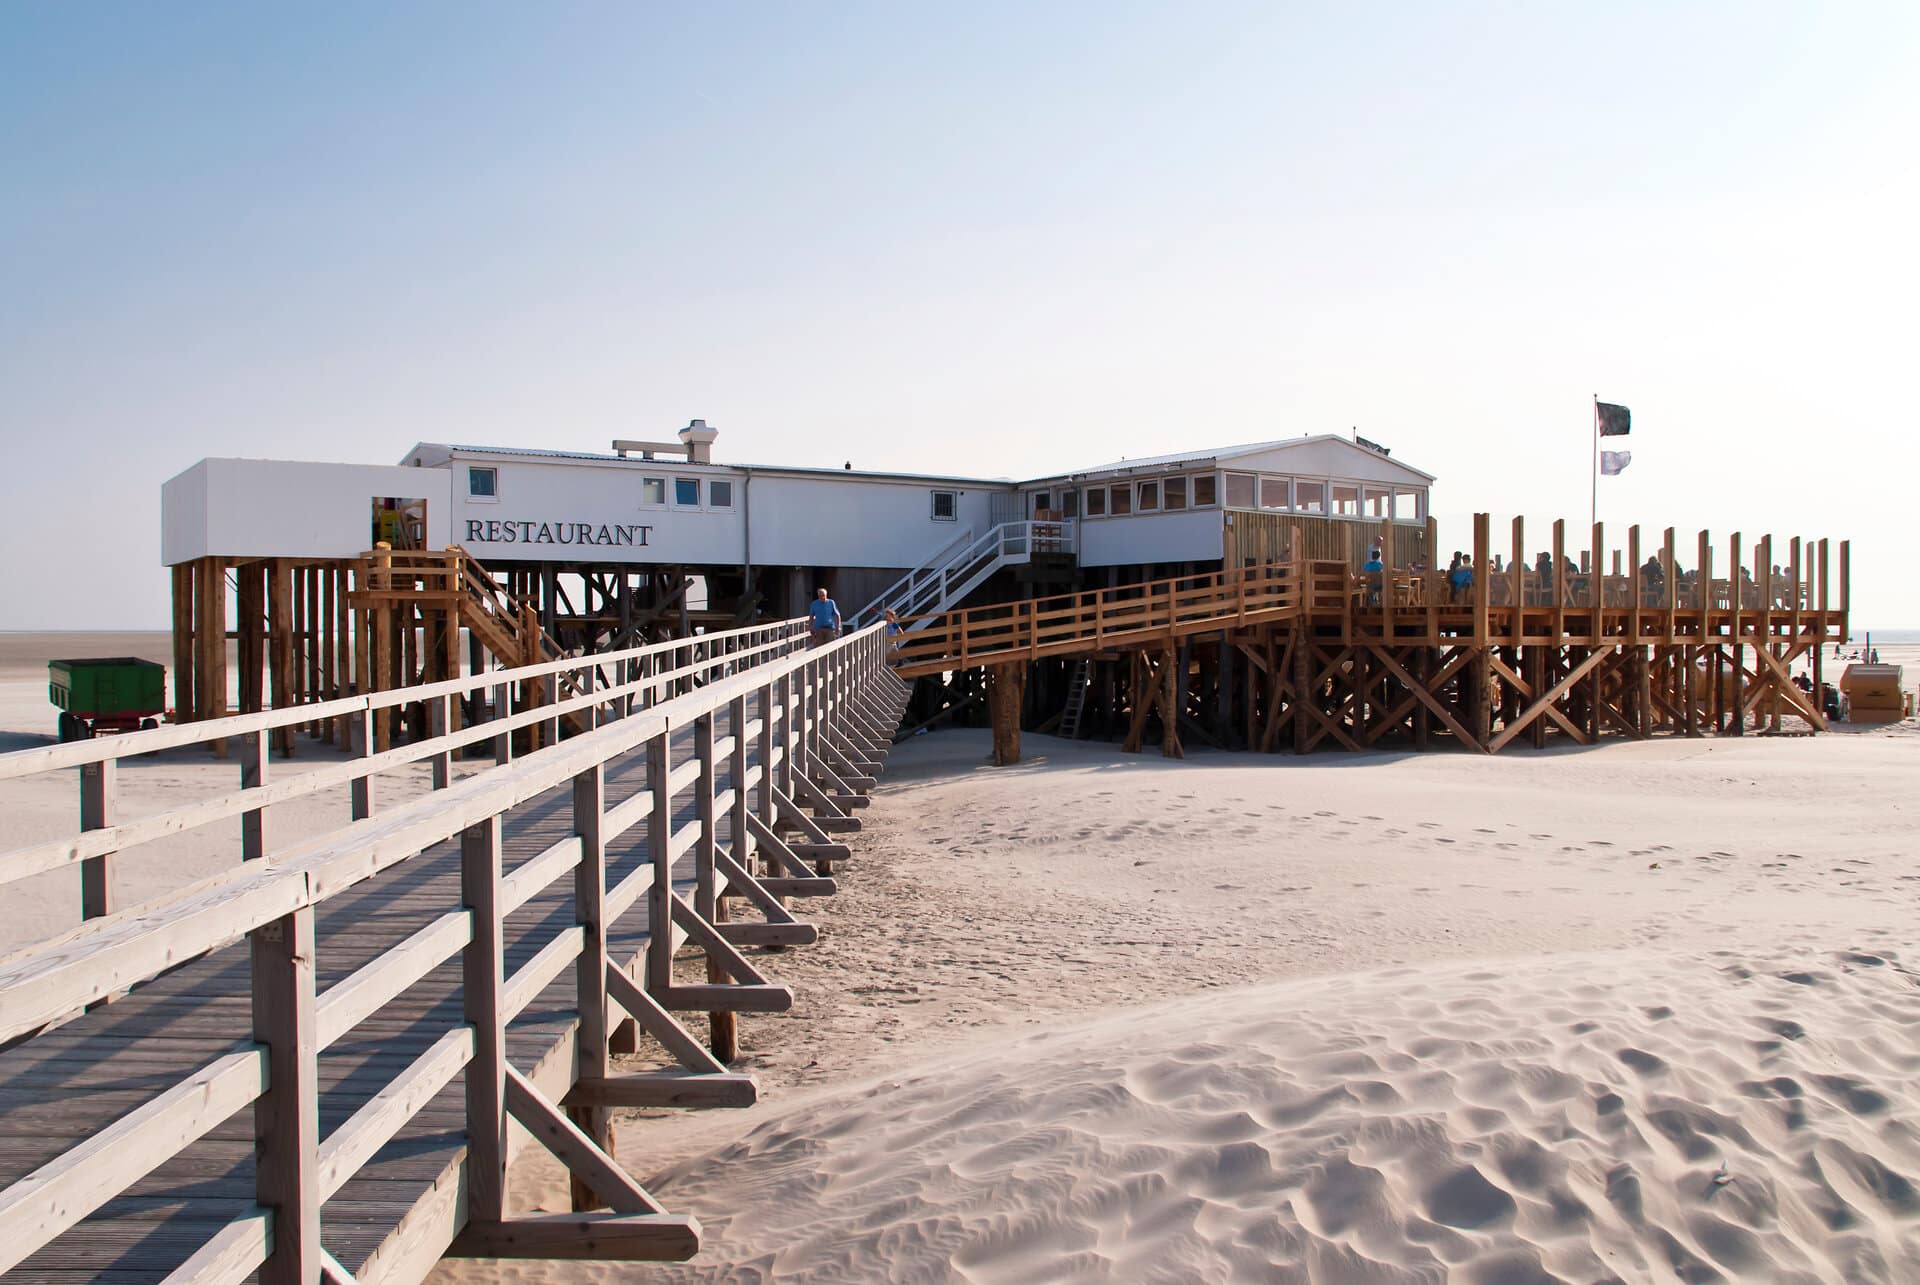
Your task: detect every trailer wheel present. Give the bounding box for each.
[140,718,158,731]
[57,712,88,742]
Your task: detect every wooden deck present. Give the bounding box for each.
[893,514,1849,759]
[0,622,908,1281]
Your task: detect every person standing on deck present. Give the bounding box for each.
[1362,547,1384,606]
[808,587,842,647]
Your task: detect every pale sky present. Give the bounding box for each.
[3,3,1915,629]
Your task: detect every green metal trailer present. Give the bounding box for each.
[49,657,167,741]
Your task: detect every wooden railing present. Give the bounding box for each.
[891,561,1303,676]
[0,620,899,1279]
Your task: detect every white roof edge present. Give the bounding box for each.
[1019,434,1437,485]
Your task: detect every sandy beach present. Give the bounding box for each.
[436,699,1919,1282]
[2,633,1915,1280]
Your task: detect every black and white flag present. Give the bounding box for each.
[1597,402,1631,436]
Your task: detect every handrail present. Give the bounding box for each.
[891,559,1298,673]
[0,613,801,782]
[850,520,1076,630]
[0,621,899,1279]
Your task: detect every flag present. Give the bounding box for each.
[1597,402,1631,436]
[1600,450,1631,476]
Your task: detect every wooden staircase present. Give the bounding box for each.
[1057,658,1092,740]
[357,545,594,735]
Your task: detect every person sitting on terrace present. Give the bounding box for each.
[1534,552,1554,604]
[1450,554,1474,604]
[1641,554,1665,605]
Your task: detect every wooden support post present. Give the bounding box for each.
[79,758,113,923]
[1472,514,1492,749]
[349,707,375,821]
[239,728,269,860]
[268,559,294,757]
[199,557,229,755]
[1728,532,1744,736]
[570,764,611,1212]
[252,905,319,1285]
[695,711,736,1061]
[172,562,195,724]
[429,695,453,790]
[1292,634,1311,755]
[646,732,674,995]
[1509,515,1525,646]
[462,815,507,1223]
[988,661,1025,766]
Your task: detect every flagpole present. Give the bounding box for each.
[1591,393,1598,530]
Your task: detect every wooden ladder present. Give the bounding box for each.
[1057,657,1092,740]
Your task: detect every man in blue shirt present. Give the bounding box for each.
[808,588,842,647]
[1361,547,1384,605]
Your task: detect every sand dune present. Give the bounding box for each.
[643,947,1920,1283]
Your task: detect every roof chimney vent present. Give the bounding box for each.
[678,419,719,464]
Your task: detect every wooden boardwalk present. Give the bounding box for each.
[0,622,907,1281]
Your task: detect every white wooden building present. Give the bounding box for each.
[161,423,1435,626]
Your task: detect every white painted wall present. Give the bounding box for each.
[1079,509,1224,567]
[446,452,998,570]
[161,459,451,564]
[745,473,995,570]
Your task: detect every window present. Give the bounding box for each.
[1224,472,1256,508]
[1395,488,1421,521]
[1085,487,1107,517]
[675,478,701,507]
[468,467,498,499]
[1294,480,1325,514]
[931,490,958,521]
[1137,480,1160,512]
[1163,476,1188,511]
[1062,490,1080,518]
[1109,484,1132,516]
[1192,474,1218,507]
[641,477,666,506]
[708,479,734,508]
[1260,476,1291,510]
[1032,490,1051,514]
[1331,484,1361,517]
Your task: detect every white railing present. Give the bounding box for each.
[851,520,1076,631]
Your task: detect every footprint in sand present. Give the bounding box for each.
[1418,822,1441,830]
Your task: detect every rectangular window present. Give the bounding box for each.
[708,479,734,508]
[1259,476,1291,510]
[1295,480,1325,514]
[1061,489,1079,518]
[1395,488,1421,521]
[931,490,957,521]
[1109,484,1132,516]
[641,477,666,506]
[1163,476,1188,511]
[468,466,497,498]
[1084,487,1107,517]
[1192,474,1218,507]
[1224,472,1255,508]
[675,478,701,507]
[1364,487,1392,518]
[1137,480,1160,512]
[1331,484,1361,517]
[1032,490,1051,515]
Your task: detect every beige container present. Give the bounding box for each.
[1840,664,1906,723]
